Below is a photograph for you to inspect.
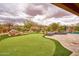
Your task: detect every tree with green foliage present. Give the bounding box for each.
[24,20,33,31]
[75,23,79,31]
[5,23,13,31]
[58,25,67,32]
[47,23,60,32]
[24,20,42,33]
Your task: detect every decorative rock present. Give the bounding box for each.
[8,29,23,36]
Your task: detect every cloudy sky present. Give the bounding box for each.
[0,3,78,25]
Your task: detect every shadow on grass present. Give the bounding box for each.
[0,32,41,41]
[44,36,72,56]
[53,40,72,56]
[0,35,11,41]
[0,33,28,41]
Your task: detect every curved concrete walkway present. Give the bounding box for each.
[45,34,79,56]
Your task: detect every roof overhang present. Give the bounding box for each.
[53,3,79,16]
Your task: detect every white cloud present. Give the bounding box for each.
[31,15,79,26]
[0,3,73,18]
[0,3,78,26]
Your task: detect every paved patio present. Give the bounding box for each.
[45,34,79,56]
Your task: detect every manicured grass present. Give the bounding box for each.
[0,33,72,56]
[44,37,72,56]
[53,40,72,56]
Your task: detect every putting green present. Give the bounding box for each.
[0,33,72,56]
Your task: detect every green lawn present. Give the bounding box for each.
[0,33,72,56]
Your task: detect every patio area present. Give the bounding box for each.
[45,34,79,56]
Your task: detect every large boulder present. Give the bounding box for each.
[8,29,23,36]
[45,32,55,36]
